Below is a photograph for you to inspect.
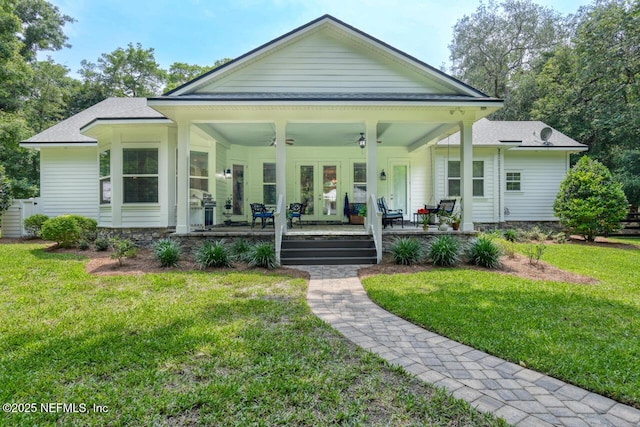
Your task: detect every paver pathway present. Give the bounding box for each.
[296,264,640,427]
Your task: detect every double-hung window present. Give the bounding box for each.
[123,148,159,203]
[506,171,521,191]
[447,160,484,197]
[353,162,367,203]
[263,163,276,205]
[99,150,111,204]
[190,151,208,191]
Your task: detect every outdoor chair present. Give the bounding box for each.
[377,197,404,228]
[288,202,304,228]
[250,203,274,229]
[437,199,456,215]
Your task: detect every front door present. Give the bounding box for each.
[297,162,340,221]
[389,162,409,219]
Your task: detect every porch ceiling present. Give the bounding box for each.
[195,121,452,148]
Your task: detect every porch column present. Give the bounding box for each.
[365,121,378,228]
[275,121,287,232]
[460,120,474,232]
[176,120,190,234]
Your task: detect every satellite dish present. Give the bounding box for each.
[540,127,553,145]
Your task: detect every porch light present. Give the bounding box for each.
[380,169,387,180]
[358,133,366,149]
[224,168,232,179]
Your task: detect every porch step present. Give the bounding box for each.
[280,237,377,265]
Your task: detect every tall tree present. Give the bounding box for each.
[0,0,32,112]
[449,0,566,100]
[13,0,75,61]
[80,42,166,97]
[164,58,232,92]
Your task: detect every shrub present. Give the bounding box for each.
[247,242,277,269]
[95,237,110,251]
[66,214,97,241]
[230,239,252,262]
[24,214,49,237]
[554,156,628,242]
[78,239,90,251]
[503,229,518,242]
[110,237,138,266]
[153,239,181,267]
[41,215,81,248]
[498,239,517,259]
[467,236,502,269]
[195,240,232,269]
[428,235,460,267]
[552,232,567,244]
[525,242,546,265]
[391,237,422,265]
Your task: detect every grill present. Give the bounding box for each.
[202,194,216,229]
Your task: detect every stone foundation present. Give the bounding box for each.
[475,221,565,233]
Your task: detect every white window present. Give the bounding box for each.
[123,148,158,203]
[190,151,208,191]
[353,162,366,203]
[99,150,111,204]
[506,171,522,191]
[263,163,276,205]
[447,160,484,197]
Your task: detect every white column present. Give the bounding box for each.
[460,120,474,231]
[111,130,122,227]
[365,121,378,228]
[176,120,190,234]
[275,121,287,232]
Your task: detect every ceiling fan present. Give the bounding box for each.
[269,137,295,146]
[346,133,382,147]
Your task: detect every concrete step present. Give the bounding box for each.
[280,236,377,265]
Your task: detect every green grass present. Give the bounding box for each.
[0,244,506,426]
[363,242,640,408]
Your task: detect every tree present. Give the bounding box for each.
[0,0,32,112]
[0,165,12,216]
[13,0,75,61]
[164,58,232,92]
[80,42,166,97]
[449,0,566,100]
[554,156,628,242]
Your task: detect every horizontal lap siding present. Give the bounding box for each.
[1,204,23,237]
[99,206,112,226]
[504,151,567,221]
[40,148,98,219]
[202,33,446,94]
[121,205,162,227]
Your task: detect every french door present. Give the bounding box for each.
[297,162,340,221]
[389,162,409,218]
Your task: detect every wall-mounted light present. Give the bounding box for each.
[224,168,232,179]
[358,133,366,149]
[380,169,387,180]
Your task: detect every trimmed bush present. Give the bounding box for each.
[428,235,460,267]
[41,215,81,248]
[66,214,97,241]
[391,237,422,265]
[467,236,502,269]
[95,237,110,251]
[195,240,232,269]
[153,239,181,267]
[24,214,49,237]
[247,242,277,269]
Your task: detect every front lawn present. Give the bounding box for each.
[0,243,505,426]
[363,242,640,408]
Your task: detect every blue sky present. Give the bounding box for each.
[45,0,591,77]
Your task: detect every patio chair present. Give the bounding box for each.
[288,202,304,228]
[377,197,404,229]
[437,199,456,215]
[250,203,274,229]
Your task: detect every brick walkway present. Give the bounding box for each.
[296,265,640,427]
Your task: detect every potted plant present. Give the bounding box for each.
[421,215,431,231]
[438,211,451,231]
[450,212,461,230]
[357,204,367,218]
[224,197,232,210]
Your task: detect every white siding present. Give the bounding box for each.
[503,151,568,221]
[99,206,112,225]
[1,203,23,237]
[199,31,450,94]
[121,205,162,227]
[40,148,98,219]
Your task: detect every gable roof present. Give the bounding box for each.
[21,98,168,146]
[437,119,588,150]
[159,14,494,100]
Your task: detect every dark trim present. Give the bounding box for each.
[149,94,503,103]
[163,14,490,98]
[81,116,171,130]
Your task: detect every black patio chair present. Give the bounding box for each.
[437,199,456,215]
[377,197,404,228]
[250,203,274,229]
[288,202,304,228]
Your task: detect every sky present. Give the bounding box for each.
[44,0,592,77]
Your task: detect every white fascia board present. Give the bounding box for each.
[147,99,504,109]
[20,142,97,149]
[80,118,174,133]
[513,146,589,152]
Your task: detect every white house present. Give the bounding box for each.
[13,15,585,249]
